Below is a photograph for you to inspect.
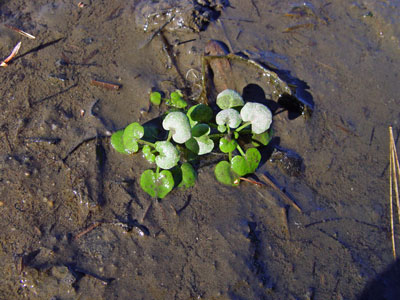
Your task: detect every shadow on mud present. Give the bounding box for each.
[358,259,400,300]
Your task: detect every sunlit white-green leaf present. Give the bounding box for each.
[162,112,192,144]
[216,108,242,129]
[155,141,180,169]
[240,102,272,134]
[216,89,244,109]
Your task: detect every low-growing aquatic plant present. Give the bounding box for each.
[111,89,273,198]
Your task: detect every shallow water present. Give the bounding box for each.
[0,0,399,299]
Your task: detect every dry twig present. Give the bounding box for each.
[257,173,302,213]
[4,24,36,39]
[389,126,400,259]
[1,41,21,67]
[74,222,101,240]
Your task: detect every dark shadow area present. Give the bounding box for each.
[242,83,279,112]
[237,52,314,119]
[241,82,313,120]
[358,259,400,300]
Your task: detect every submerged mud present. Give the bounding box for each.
[0,0,400,299]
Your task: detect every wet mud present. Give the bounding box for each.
[0,0,400,299]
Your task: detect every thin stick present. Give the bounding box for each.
[257,173,302,213]
[4,24,36,39]
[91,79,121,90]
[1,41,21,67]
[389,126,400,259]
[74,222,101,240]
[239,177,264,186]
[389,126,400,261]
[389,132,396,259]
[389,127,400,226]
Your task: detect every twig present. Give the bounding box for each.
[4,24,36,39]
[390,127,400,223]
[74,222,101,240]
[257,173,302,213]
[91,79,121,90]
[389,126,400,259]
[1,41,21,67]
[390,137,395,259]
[239,177,264,186]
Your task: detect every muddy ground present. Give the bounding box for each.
[0,0,400,299]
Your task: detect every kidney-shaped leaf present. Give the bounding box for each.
[155,141,180,170]
[140,169,174,199]
[187,104,213,126]
[122,122,144,153]
[219,137,237,153]
[214,161,240,186]
[178,162,197,188]
[216,109,242,129]
[216,89,244,109]
[142,145,156,163]
[240,102,272,134]
[231,148,261,176]
[111,130,129,154]
[163,112,192,144]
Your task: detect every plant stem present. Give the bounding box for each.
[155,166,160,199]
[236,121,252,133]
[138,139,156,148]
[236,144,245,156]
[228,151,232,162]
[208,133,225,139]
[167,131,173,142]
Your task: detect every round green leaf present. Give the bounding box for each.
[178,162,196,188]
[217,124,226,133]
[111,130,129,154]
[252,129,273,146]
[150,92,161,105]
[185,137,199,154]
[142,145,156,163]
[219,138,237,153]
[231,148,261,176]
[230,155,248,176]
[171,90,183,101]
[185,136,214,155]
[169,90,187,108]
[216,89,244,109]
[214,161,240,186]
[140,169,174,199]
[245,148,261,174]
[123,122,144,153]
[191,123,210,137]
[155,141,180,169]
[187,104,213,126]
[124,122,144,139]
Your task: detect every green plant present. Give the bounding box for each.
[111,89,273,198]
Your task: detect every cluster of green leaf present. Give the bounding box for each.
[111,89,273,198]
